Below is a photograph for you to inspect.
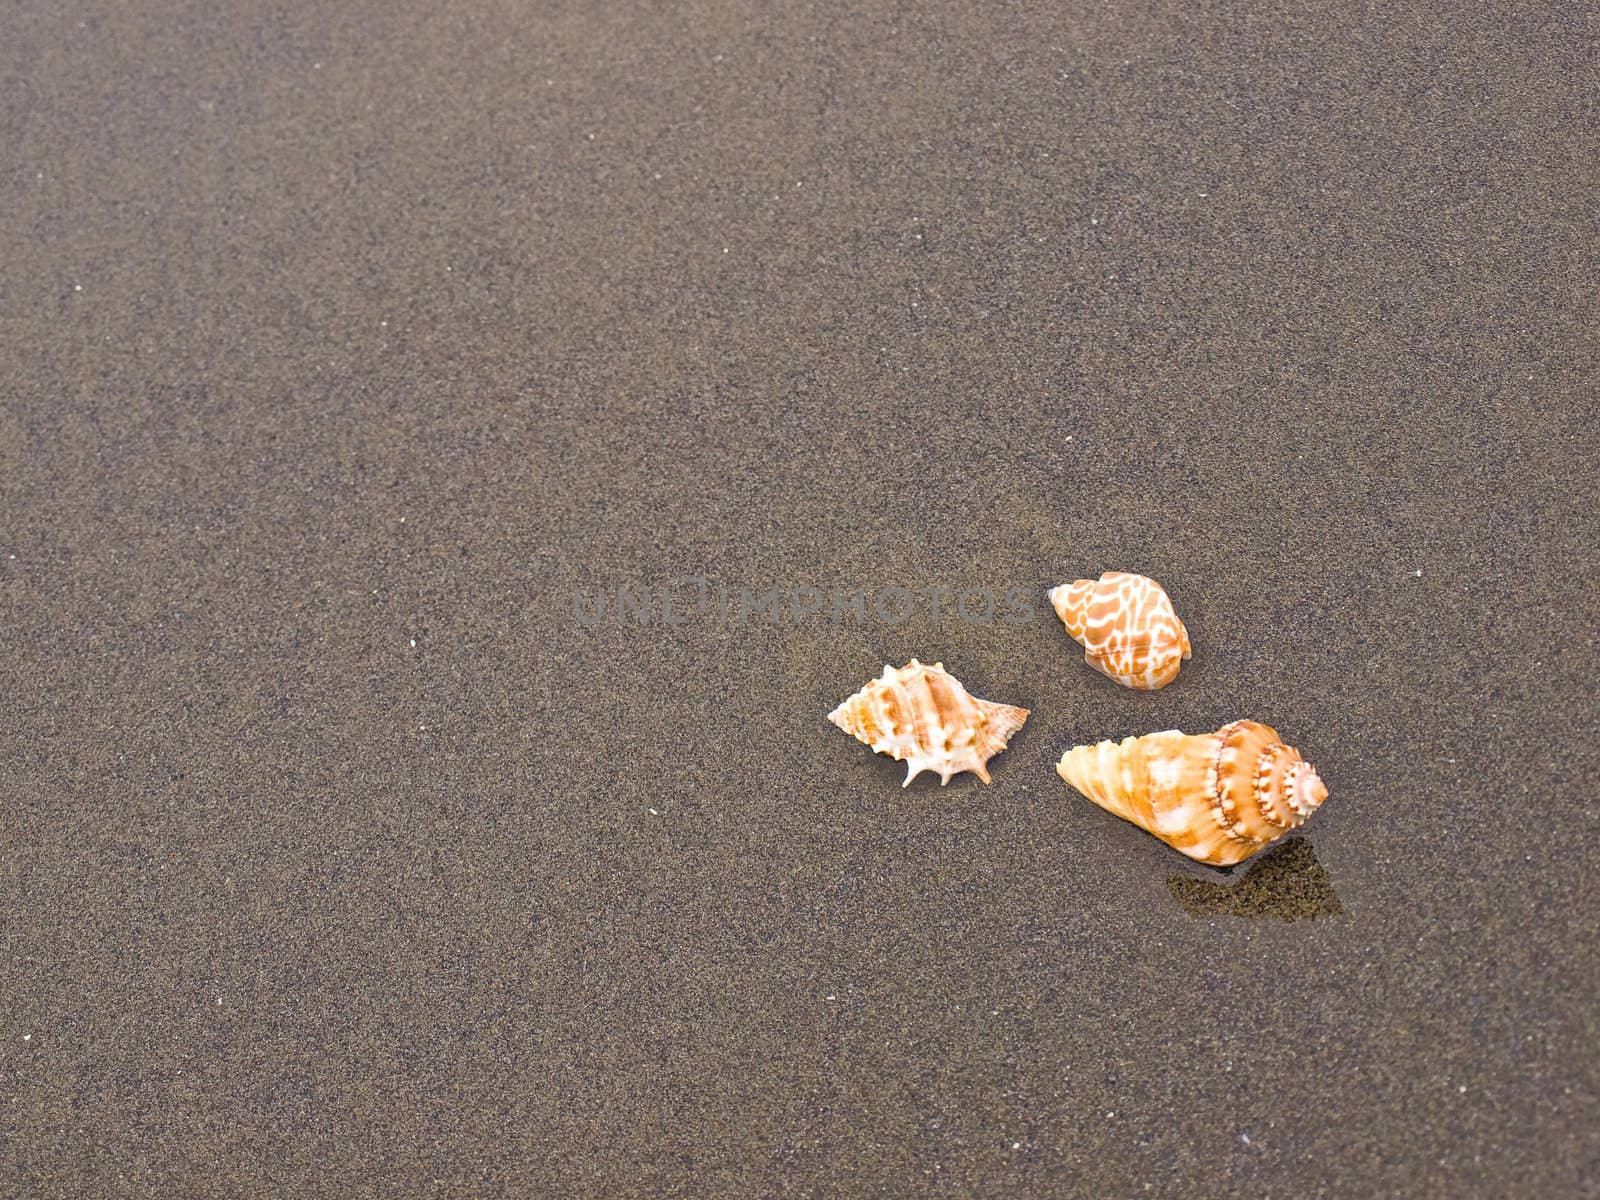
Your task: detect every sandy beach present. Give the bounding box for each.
[3,2,1597,1195]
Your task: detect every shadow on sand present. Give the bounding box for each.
[1166,838,1342,921]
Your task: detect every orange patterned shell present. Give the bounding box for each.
[1056,720,1329,866]
[1048,571,1192,690]
[828,660,1029,786]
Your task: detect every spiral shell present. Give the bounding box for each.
[1048,571,1191,689]
[1056,720,1328,866]
[828,660,1029,786]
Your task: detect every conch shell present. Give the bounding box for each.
[1056,720,1328,866]
[829,659,1029,786]
[1048,571,1191,689]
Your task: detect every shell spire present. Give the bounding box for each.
[828,659,1029,786]
[1056,720,1328,866]
[1048,571,1191,689]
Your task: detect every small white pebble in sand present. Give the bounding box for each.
[22,1034,31,1041]
[1413,569,1422,577]
[1012,1142,1021,1151]
[824,995,836,1001]
[1240,1133,1251,1145]
[648,808,658,816]
[409,638,416,648]
[216,997,223,1005]
[74,284,82,291]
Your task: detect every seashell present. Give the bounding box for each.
[1048,571,1191,689]
[829,659,1029,786]
[1056,720,1328,866]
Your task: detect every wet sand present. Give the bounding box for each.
[3,2,1598,1195]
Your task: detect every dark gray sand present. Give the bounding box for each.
[4,2,1598,1196]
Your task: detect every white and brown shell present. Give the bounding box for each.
[1048,571,1191,690]
[828,660,1029,786]
[1056,720,1328,866]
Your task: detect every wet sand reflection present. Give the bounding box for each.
[1167,838,1342,921]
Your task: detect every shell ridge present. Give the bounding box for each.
[1208,721,1259,846]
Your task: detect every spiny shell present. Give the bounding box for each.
[828,660,1029,786]
[1048,571,1191,690]
[1056,720,1328,866]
